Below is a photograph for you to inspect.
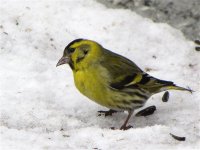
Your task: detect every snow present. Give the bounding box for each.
[102,0,200,41]
[0,0,199,149]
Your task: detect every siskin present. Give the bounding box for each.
[57,39,192,130]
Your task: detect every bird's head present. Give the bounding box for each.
[57,39,103,70]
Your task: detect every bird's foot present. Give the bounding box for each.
[110,127,116,130]
[135,105,156,117]
[110,125,133,130]
[120,125,133,130]
[98,109,118,117]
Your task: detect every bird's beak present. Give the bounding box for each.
[56,56,70,67]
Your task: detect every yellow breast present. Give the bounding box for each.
[73,66,114,108]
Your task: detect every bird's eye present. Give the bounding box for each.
[68,48,75,53]
[84,50,88,55]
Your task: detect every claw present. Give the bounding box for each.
[120,125,133,130]
[110,127,116,130]
[98,109,118,117]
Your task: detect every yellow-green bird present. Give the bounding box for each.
[57,39,191,130]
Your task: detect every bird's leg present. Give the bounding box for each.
[120,110,133,130]
[98,109,118,117]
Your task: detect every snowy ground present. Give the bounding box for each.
[0,0,200,149]
[101,0,200,41]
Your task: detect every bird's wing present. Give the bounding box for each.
[101,49,175,92]
[101,49,146,89]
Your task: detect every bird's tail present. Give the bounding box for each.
[157,79,193,93]
[136,74,193,94]
[164,85,193,93]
